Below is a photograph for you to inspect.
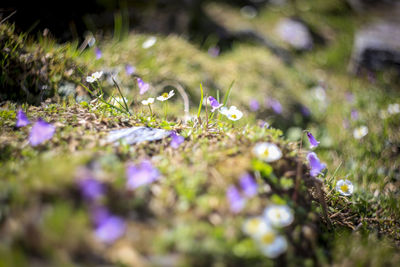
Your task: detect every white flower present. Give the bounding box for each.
[156,90,175,101]
[312,86,326,102]
[142,37,157,49]
[220,106,243,121]
[253,142,282,162]
[353,126,368,139]
[263,205,294,227]
[86,71,103,83]
[141,98,154,105]
[255,226,288,258]
[242,217,268,237]
[388,103,400,115]
[336,179,354,196]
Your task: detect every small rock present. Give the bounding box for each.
[106,126,171,145]
[350,21,400,74]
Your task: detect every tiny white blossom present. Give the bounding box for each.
[220,106,243,121]
[255,226,288,258]
[141,98,155,105]
[253,142,282,162]
[142,37,157,49]
[336,179,354,196]
[388,103,400,115]
[86,71,103,83]
[263,205,294,227]
[242,217,268,237]
[157,90,175,101]
[353,126,368,139]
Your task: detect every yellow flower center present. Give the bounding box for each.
[263,148,270,157]
[248,219,260,232]
[340,184,349,193]
[162,92,169,98]
[261,232,276,245]
[231,114,237,119]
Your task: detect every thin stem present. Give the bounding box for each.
[148,104,153,117]
[164,102,167,119]
[112,77,131,115]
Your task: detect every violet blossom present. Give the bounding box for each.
[306,131,320,149]
[16,109,30,127]
[351,109,359,120]
[125,64,135,76]
[239,173,258,197]
[126,161,160,190]
[78,176,105,202]
[306,152,326,177]
[266,98,282,114]
[95,47,102,59]
[208,96,223,112]
[249,99,260,111]
[137,78,150,95]
[170,132,184,149]
[94,213,126,244]
[226,185,246,213]
[29,118,56,146]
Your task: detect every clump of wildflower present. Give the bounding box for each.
[126,161,160,190]
[157,90,175,101]
[353,126,368,139]
[239,173,258,197]
[86,71,103,83]
[142,37,157,49]
[336,179,354,196]
[208,46,220,57]
[29,118,56,146]
[220,106,243,121]
[16,109,30,127]
[263,205,294,227]
[306,131,319,149]
[137,78,150,95]
[306,152,326,177]
[170,132,184,149]
[208,96,223,112]
[226,185,246,213]
[253,142,282,162]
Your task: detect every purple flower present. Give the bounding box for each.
[94,214,126,244]
[95,47,102,59]
[306,131,320,149]
[249,99,260,111]
[16,109,30,127]
[307,152,326,177]
[226,185,246,213]
[208,46,220,57]
[301,105,311,117]
[170,132,184,149]
[126,161,159,190]
[345,92,354,103]
[29,118,55,146]
[351,109,358,120]
[137,78,150,95]
[78,176,105,202]
[208,96,223,112]
[266,98,282,114]
[239,173,258,197]
[125,64,135,76]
